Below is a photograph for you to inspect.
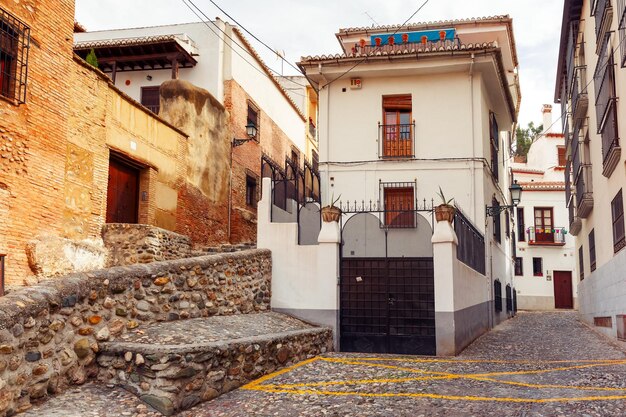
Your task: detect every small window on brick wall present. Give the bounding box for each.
[246,175,257,208]
[0,7,30,104]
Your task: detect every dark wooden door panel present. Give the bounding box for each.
[553,271,573,309]
[106,158,139,224]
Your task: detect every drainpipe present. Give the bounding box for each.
[469,53,476,219]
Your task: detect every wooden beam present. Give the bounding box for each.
[111,61,117,84]
[171,58,179,80]
[98,53,180,64]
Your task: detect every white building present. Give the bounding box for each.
[284,16,522,355]
[556,0,626,342]
[511,105,578,310]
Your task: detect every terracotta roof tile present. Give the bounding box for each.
[337,15,511,34]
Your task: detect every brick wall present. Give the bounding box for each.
[0,0,76,287]
[224,79,304,243]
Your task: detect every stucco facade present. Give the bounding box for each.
[556,0,626,340]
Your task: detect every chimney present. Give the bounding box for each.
[542,104,552,133]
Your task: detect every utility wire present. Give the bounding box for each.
[197,0,306,77]
[321,0,431,88]
[180,0,311,89]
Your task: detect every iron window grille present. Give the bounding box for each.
[489,112,499,182]
[492,197,502,244]
[589,229,597,272]
[494,280,503,312]
[611,189,625,253]
[0,7,29,104]
[140,86,160,114]
[379,181,417,229]
[532,257,543,277]
[506,284,513,312]
[514,257,523,276]
[579,245,585,280]
[517,207,525,242]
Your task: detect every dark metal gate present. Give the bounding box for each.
[339,204,435,355]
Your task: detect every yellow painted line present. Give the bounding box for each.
[246,385,626,403]
[243,357,320,389]
[352,357,626,365]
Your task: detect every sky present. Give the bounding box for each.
[75,0,564,129]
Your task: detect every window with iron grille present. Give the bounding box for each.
[382,182,415,228]
[454,208,486,274]
[589,229,597,272]
[494,280,502,312]
[611,189,625,253]
[489,112,499,181]
[619,0,626,67]
[532,257,543,276]
[492,198,501,244]
[514,257,523,276]
[246,174,257,208]
[517,207,525,241]
[140,86,160,115]
[247,101,259,141]
[505,210,510,238]
[506,284,513,312]
[0,7,29,104]
[579,245,585,280]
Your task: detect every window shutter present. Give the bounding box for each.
[383,94,412,110]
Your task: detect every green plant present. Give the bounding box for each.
[86,49,99,69]
[436,186,454,206]
[329,192,342,207]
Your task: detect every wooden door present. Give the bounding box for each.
[553,271,573,309]
[106,158,139,224]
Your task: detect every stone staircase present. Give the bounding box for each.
[96,312,332,415]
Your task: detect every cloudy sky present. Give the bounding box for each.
[75,0,564,129]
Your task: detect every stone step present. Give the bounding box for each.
[95,312,333,415]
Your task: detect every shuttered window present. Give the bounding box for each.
[382,94,412,109]
[611,189,625,253]
[384,186,415,228]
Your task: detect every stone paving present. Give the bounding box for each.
[22,311,626,416]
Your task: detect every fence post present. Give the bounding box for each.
[431,218,458,356]
[317,218,341,350]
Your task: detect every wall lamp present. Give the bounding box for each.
[486,181,523,217]
[232,122,258,147]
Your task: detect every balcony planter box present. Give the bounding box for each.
[321,206,341,223]
[435,204,455,223]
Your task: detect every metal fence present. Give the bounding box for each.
[454,207,486,274]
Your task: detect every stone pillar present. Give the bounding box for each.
[317,217,341,350]
[257,178,273,249]
[431,218,459,356]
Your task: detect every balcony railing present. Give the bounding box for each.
[576,164,594,218]
[565,159,573,207]
[527,226,567,246]
[379,122,415,158]
[595,0,613,48]
[601,98,621,176]
[619,0,626,66]
[572,66,589,122]
[349,39,460,56]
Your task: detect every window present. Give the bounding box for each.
[505,210,510,239]
[532,257,543,276]
[517,207,525,241]
[489,112,499,181]
[383,185,415,228]
[246,175,257,208]
[0,8,29,103]
[140,86,160,114]
[514,257,523,276]
[557,146,567,167]
[534,207,554,243]
[247,101,259,140]
[494,280,502,312]
[492,198,501,244]
[291,149,299,166]
[611,189,625,252]
[579,245,584,280]
[381,94,413,157]
[589,229,596,272]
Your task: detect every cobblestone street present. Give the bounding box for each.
[23,311,626,416]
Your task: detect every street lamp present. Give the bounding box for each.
[486,180,523,217]
[232,122,258,147]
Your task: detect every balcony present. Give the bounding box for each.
[571,66,588,122]
[569,204,582,236]
[575,164,594,218]
[527,226,567,246]
[308,120,317,140]
[601,99,621,177]
[379,122,415,158]
[348,39,459,56]
[595,0,613,52]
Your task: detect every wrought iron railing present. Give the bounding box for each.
[601,99,620,164]
[575,164,594,217]
[348,38,460,56]
[571,66,588,119]
[594,33,614,132]
[0,7,30,104]
[454,207,486,275]
[594,0,613,41]
[379,123,415,158]
[566,21,578,92]
[527,226,567,245]
[565,160,573,208]
[619,0,626,66]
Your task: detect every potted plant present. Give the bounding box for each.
[321,193,342,222]
[388,36,395,46]
[439,30,447,41]
[402,33,409,44]
[435,186,455,223]
[359,38,366,49]
[374,37,382,47]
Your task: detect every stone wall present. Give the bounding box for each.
[102,224,192,267]
[0,249,271,416]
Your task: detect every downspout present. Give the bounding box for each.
[469,53,476,219]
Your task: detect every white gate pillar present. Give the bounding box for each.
[432,218,458,356]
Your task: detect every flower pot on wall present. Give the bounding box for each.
[359,38,366,48]
[402,33,409,43]
[375,37,382,47]
[439,30,446,40]
[321,206,342,223]
[388,36,395,46]
[435,204,456,223]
